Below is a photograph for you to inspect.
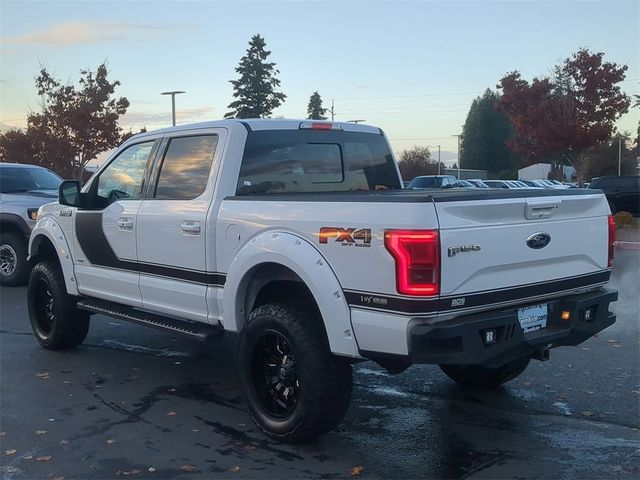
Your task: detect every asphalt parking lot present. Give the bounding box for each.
[1,250,639,480]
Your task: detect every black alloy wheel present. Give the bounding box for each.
[250,330,300,418]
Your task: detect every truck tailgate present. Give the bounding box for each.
[437,193,610,302]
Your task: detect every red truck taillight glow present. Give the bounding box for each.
[384,229,440,296]
[608,214,616,267]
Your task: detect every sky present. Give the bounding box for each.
[1,0,639,165]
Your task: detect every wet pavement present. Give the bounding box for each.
[1,250,639,479]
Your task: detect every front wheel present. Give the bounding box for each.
[238,303,353,443]
[27,261,90,350]
[440,357,531,388]
[0,232,30,286]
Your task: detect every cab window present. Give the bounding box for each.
[154,135,218,200]
[96,142,154,205]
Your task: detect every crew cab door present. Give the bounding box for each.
[74,140,158,306]
[136,129,224,324]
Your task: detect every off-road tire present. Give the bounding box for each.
[0,232,30,286]
[27,261,90,350]
[238,302,353,443]
[440,357,531,388]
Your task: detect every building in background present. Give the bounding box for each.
[518,163,576,181]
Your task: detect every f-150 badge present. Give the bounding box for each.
[448,244,481,257]
[319,227,371,248]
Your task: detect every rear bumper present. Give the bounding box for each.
[408,288,617,368]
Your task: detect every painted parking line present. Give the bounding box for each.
[614,241,640,251]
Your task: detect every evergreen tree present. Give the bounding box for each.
[307,91,327,120]
[460,89,517,176]
[225,34,286,119]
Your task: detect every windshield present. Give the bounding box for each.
[0,166,62,193]
[409,177,444,188]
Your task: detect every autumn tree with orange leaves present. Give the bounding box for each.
[497,48,630,184]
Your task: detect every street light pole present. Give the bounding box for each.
[161,90,186,126]
[437,145,441,175]
[618,136,622,176]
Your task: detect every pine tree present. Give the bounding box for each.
[307,91,327,120]
[224,34,286,119]
[460,89,517,175]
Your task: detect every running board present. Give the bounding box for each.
[77,298,224,342]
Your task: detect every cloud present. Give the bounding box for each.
[121,106,217,128]
[2,21,184,46]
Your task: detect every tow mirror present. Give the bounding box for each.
[59,180,82,207]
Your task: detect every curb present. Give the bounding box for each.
[614,241,640,251]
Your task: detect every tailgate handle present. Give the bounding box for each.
[525,200,561,219]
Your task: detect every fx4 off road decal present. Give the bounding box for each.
[319,227,372,248]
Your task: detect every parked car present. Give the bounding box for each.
[519,179,545,189]
[588,175,640,214]
[26,119,618,442]
[455,180,476,188]
[483,180,514,189]
[407,175,458,189]
[0,163,62,286]
[467,179,490,188]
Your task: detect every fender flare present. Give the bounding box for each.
[28,215,78,296]
[223,231,361,358]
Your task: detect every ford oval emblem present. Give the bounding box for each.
[526,232,551,249]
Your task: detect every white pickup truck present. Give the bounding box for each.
[27,119,617,442]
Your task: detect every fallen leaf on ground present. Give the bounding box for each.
[148,467,156,473]
[24,455,34,460]
[173,362,181,365]
[36,430,47,435]
[63,381,72,385]
[582,411,595,417]
[5,449,17,456]
[36,372,50,379]
[0,432,6,437]
[229,466,240,472]
[351,466,365,476]
[607,339,620,343]
[544,385,551,388]
[167,388,176,393]
[59,440,69,445]
[166,411,176,416]
[585,391,595,395]
[37,455,52,462]
[52,476,65,480]
[179,465,197,472]
[105,439,116,445]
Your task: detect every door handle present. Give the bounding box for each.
[117,217,134,230]
[181,221,201,235]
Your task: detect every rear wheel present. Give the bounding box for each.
[0,232,30,286]
[27,261,90,350]
[440,357,531,388]
[238,303,353,443]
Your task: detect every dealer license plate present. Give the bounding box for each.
[518,304,548,333]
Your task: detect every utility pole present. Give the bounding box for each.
[161,90,186,126]
[329,99,335,121]
[618,136,622,175]
[437,145,441,175]
[452,134,462,179]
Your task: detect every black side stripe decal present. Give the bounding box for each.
[75,212,226,286]
[345,270,610,314]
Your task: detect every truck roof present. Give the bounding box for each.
[136,118,382,138]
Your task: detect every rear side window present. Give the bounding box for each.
[155,135,218,200]
[236,130,400,195]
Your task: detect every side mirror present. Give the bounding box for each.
[59,180,82,207]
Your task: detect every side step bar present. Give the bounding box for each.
[77,298,224,342]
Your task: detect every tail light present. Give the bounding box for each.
[608,214,615,267]
[384,230,440,296]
